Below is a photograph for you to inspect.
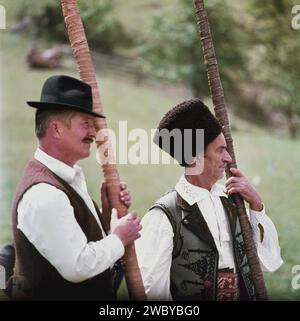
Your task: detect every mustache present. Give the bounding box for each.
[82,137,94,144]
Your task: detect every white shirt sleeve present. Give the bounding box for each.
[17,183,124,283]
[249,207,284,272]
[135,208,174,301]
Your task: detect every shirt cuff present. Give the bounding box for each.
[100,234,125,263]
[249,203,266,225]
[249,204,267,244]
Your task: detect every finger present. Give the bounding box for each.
[225,177,240,187]
[124,201,131,207]
[128,211,137,220]
[120,190,130,198]
[120,191,131,200]
[134,217,141,224]
[226,182,244,190]
[227,187,247,199]
[227,186,248,198]
[230,167,243,177]
[227,187,239,196]
[120,182,127,190]
[121,195,131,202]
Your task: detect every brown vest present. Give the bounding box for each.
[11,159,114,300]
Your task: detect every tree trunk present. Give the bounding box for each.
[194,0,268,300]
[60,0,146,301]
[286,111,298,139]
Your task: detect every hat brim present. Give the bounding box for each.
[26,101,105,118]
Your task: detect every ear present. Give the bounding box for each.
[49,120,63,139]
[185,153,205,176]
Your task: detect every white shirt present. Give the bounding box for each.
[135,175,283,301]
[17,148,124,283]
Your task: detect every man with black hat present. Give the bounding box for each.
[135,99,283,301]
[10,75,142,300]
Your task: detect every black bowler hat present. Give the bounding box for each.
[27,75,105,118]
[154,98,222,166]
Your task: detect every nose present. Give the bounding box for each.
[88,124,97,138]
[224,150,232,164]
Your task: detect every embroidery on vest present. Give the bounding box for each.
[150,190,256,300]
[179,249,215,277]
[179,249,216,292]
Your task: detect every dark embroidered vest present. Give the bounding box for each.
[11,159,114,300]
[150,190,256,301]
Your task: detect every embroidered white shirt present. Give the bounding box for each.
[136,175,283,301]
[17,148,124,283]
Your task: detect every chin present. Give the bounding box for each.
[84,145,91,154]
[79,150,90,160]
[218,171,225,180]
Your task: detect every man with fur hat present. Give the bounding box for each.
[10,75,142,300]
[136,98,283,301]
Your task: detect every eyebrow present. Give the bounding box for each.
[80,117,93,122]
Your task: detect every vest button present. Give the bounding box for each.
[204,280,212,289]
[183,219,188,224]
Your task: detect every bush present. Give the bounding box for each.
[13,0,133,54]
[140,0,246,98]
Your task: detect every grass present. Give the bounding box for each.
[1,29,300,301]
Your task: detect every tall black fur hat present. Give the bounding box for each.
[153,98,222,166]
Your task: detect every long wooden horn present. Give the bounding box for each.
[60,0,146,300]
[194,0,268,300]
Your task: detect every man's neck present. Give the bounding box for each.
[38,144,75,167]
[184,173,216,191]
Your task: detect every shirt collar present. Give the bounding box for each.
[34,148,82,184]
[175,174,227,206]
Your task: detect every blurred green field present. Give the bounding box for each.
[1,31,300,301]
